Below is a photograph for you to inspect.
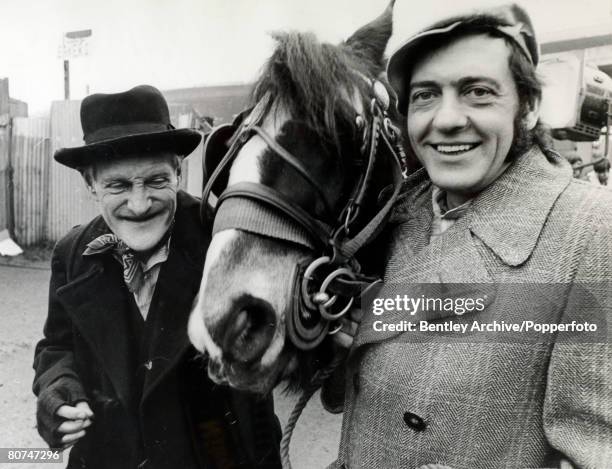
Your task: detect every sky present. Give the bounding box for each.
[0,0,610,115]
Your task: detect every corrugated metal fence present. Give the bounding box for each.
[0,114,10,235]
[0,78,12,234]
[12,117,50,245]
[7,100,203,247]
[47,100,98,242]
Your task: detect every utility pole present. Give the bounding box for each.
[64,60,70,100]
[58,29,92,100]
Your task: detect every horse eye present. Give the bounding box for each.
[355,115,365,131]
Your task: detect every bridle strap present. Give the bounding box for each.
[351,105,381,210]
[251,125,334,217]
[217,181,333,249]
[204,83,406,357]
[202,97,334,221]
[336,129,403,260]
[202,127,249,215]
[202,95,274,217]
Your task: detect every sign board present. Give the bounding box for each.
[57,29,92,59]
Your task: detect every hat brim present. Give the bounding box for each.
[54,128,202,169]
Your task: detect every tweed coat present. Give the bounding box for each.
[33,191,281,469]
[330,148,612,469]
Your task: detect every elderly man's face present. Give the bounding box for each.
[406,34,538,205]
[89,152,180,252]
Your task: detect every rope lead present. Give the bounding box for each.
[280,353,346,469]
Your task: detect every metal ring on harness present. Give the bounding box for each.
[301,256,331,310]
[286,263,330,351]
[317,268,356,321]
[327,322,344,335]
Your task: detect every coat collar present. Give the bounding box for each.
[468,147,572,266]
[56,191,208,408]
[354,147,572,348]
[393,147,572,266]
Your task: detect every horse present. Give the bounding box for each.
[188,1,405,397]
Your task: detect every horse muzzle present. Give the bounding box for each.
[207,293,277,368]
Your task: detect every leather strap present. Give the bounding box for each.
[218,182,332,249]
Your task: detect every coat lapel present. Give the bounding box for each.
[141,193,208,404]
[140,246,203,403]
[356,211,495,347]
[356,148,572,349]
[57,256,135,410]
[468,148,572,265]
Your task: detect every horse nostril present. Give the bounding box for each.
[221,298,277,366]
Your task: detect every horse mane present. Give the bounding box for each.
[250,31,380,145]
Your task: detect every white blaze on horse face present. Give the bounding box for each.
[190,106,296,382]
[188,229,237,360]
[228,106,288,186]
[227,137,265,185]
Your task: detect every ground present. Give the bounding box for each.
[0,253,341,469]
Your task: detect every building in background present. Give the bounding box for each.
[163,83,251,128]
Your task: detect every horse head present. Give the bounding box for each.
[189,2,404,394]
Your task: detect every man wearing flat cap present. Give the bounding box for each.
[32,85,282,469]
[327,3,612,468]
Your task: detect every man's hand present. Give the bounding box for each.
[36,377,92,449]
[55,402,94,449]
[332,307,364,349]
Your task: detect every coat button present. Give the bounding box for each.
[403,411,426,431]
[352,373,360,393]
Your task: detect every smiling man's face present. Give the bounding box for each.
[406,34,536,206]
[89,152,180,252]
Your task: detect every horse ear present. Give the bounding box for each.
[344,0,395,69]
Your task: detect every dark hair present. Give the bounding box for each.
[504,37,553,157]
[250,32,378,148]
[405,18,552,158]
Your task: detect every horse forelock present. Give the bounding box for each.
[251,31,380,147]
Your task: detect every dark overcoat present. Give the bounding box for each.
[33,191,281,469]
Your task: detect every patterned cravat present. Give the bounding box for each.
[83,234,144,293]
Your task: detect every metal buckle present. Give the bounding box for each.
[301,256,331,310]
[317,267,356,321]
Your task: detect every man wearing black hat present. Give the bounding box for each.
[327,3,612,469]
[32,85,281,469]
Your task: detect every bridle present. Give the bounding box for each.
[201,78,406,351]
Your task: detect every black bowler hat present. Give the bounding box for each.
[387,3,539,115]
[54,85,202,169]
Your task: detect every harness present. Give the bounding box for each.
[201,79,406,469]
[202,79,406,352]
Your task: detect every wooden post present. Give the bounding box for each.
[0,78,13,236]
[64,60,70,100]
